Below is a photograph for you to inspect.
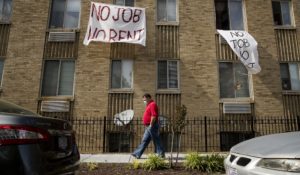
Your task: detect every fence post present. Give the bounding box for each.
[204,116,208,152]
[102,116,107,153]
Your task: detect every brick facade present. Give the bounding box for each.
[1,0,300,119]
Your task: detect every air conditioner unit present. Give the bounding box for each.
[223,103,251,114]
[48,32,75,42]
[41,100,70,112]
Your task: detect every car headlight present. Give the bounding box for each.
[257,159,300,172]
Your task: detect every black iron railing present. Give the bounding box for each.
[70,116,300,153]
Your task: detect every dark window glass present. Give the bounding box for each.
[215,0,229,30]
[115,0,134,6]
[272,1,292,26]
[111,60,133,89]
[42,60,75,96]
[219,62,249,98]
[158,61,179,89]
[272,1,282,25]
[215,0,244,30]
[0,0,12,23]
[49,0,80,29]
[157,0,177,22]
[280,63,300,91]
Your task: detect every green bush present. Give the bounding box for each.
[184,153,225,173]
[142,154,169,171]
[131,159,141,170]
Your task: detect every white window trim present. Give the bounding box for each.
[110,59,134,91]
[218,61,254,102]
[41,59,76,97]
[156,60,180,92]
[156,0,179,25]
[272,0,295,28]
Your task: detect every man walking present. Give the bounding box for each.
[131,93,165,159]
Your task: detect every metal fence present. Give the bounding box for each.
[70,116,300,153]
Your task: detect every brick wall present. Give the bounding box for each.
[3,0,299,118]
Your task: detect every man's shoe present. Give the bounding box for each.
[158,153,165,158]
[131,153,140,159]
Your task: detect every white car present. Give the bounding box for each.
[224,132,300,175]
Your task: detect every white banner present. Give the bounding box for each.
[217,30,261,74]
[83,2,146,46]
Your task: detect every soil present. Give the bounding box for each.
[78,163,225,175]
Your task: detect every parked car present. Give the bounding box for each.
[224,131,300,175]
[0,99,80,175]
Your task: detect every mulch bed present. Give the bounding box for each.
[78,163,224,175]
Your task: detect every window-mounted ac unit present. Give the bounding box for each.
[48,32,76,42]
[223,102,251,114]
[41,100,70,112]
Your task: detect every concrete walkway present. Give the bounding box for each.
[80,153,187,163]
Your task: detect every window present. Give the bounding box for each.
[157,60,179,89]
[41,60,75,96]
[115,0,134,6]
[0,58,4,86]
[0,0,12,23]
[272,0,292,26]
[111,60,133,89]
[219,62,250,98]
[280,63,300,91]
[157,0,177,22]
[215,0,244,30]
[49,0,80,29]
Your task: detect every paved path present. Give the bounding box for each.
[80,153,187,163]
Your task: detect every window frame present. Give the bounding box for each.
[271,0,294,28]
[214,0,247,30]
[156,0,179,25]
[114,0,135,6]
[0,0,13,23]
[41,59,76,97]
[156,60,180,91]
[218,61,253,102]
[110,59,134,90]
[48,0,81,29]
[280,62,300,92]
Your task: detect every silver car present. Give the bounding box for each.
[224,132,300,175]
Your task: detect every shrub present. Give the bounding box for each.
[184,153,225,173]
[86,162,99,171]
[131,159,141,170]
[142,154,169,171]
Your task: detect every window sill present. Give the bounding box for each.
[156,21,179,26]
[219,98,253,103]
[156,89,181,94]
[109,89,134,93]
[274,26,296,30]
[282,90,300,95]
[0,22,11,25]
[39,96,74,101]
[46,28,80,32]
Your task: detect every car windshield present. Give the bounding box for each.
[0,100,37,116]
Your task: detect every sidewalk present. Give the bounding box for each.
[80,153,187,163]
